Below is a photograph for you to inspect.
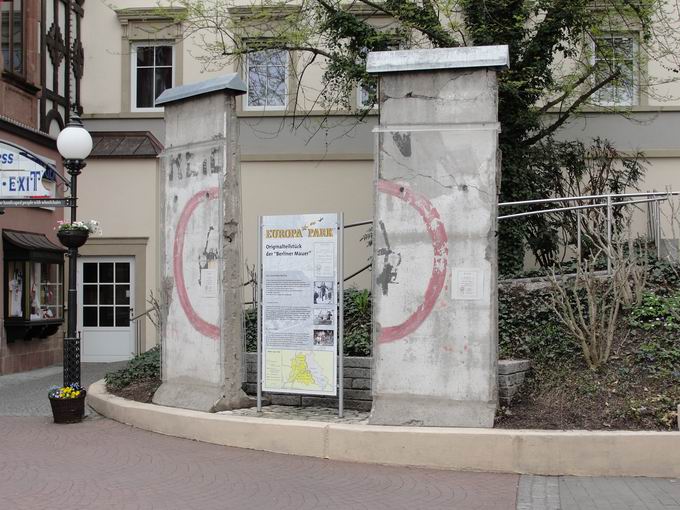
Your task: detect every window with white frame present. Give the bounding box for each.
[246,49,288,109]
[131,43,174,111]
[592,33,638,106]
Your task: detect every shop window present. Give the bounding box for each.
[3,230,65,341]
[1,0,24,76]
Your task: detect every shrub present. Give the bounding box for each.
[628,291,680,331]
[498,285,578,363]
[105,345,160,390]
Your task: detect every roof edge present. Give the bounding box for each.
[366,45,510,74]
[156,74,247,106]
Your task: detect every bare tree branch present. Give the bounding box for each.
[524,70,621,147]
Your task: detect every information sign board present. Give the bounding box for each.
[0,141,55,199]
[260,213,339,396]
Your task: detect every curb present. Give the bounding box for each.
[88,380,680,477]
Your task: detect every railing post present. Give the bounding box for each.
[576,209,582,267]
[656,199,662,260]
[256,216,263,413]
[607,194,612,276]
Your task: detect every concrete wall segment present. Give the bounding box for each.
[370,51,500,427]
[155,89,248,410]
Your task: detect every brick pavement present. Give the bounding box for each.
[0,362,126,416]
[2,364,679,509]
[0,416,519,510]
[517,475,680,509]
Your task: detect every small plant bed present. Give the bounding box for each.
[496,280,680,431]
[105,346,161,404]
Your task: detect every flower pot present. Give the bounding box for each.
[57,229,89,248]
[49,391,86,423]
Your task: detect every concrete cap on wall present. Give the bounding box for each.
[155,73,247,106]
[366,45,509,74]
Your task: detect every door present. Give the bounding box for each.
[78,257,135,362]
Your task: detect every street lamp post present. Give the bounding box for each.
[56,111,92,387]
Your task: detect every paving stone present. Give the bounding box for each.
[269,394,302,406]
[221,404,369,424]
[345,399,372,412]
[517,475,680,510]
[0,415,519,510]
[0,362,126,417]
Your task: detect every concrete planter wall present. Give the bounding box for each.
[243,354,530,411]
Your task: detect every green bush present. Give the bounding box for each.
[498,285,579,363]
[244,307,257,352]
[342,288,372,356]
[636,339,680,376]
[628,291,680,331]
[105,345,160,390]
[647,259,680,288]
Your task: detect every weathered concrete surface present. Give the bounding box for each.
[89,380,680,478]
[367,48,507,427]
[154,77,250,412]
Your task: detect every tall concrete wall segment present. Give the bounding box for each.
[152,75,251,412]
[367,46,508,427]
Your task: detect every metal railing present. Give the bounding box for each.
[322,190,678,279]
[498,190,678,274]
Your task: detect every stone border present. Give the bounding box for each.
[88,380,680,478]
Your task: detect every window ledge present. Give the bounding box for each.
[1,71,40,95]
[4,319,63,342]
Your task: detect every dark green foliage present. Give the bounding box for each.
[647,259,680,288]
[628,291,680,331]
[342,288,372,356]
[313,1,651,273]
[636,338,680,376]
[105,345,160,390]
[244,307,257,352]
[498,285,579,362]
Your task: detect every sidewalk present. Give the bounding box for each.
[1,365,679,509]
[0,362,125,416]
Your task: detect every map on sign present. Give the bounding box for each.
[265,349,335,393]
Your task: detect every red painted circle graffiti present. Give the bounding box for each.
[377,179,449,343]
[173,187,220,339]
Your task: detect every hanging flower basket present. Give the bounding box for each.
[57,228,89,248]
[55,219,100,248]
[48,385,86,424]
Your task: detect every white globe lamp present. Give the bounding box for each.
[57,116,92,161]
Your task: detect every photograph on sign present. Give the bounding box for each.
[261,213,338,396]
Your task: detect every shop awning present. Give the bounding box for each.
[3,230,65,262]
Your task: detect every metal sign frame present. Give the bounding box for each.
[256,213,345,417]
